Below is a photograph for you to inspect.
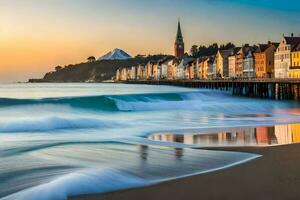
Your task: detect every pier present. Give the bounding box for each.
[124,79,300,101]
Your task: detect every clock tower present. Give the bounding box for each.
[174,20,184,58]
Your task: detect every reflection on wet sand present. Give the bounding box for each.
[148,123,300,146]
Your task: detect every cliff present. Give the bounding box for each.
[29,55,170,83]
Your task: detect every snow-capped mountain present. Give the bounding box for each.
[98,48,132,60]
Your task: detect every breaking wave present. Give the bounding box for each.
[0,91,295,113]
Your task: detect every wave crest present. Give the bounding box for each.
[0,117,117,133]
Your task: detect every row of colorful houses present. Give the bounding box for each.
[115,35,300,81]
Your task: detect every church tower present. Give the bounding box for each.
[174,20,185,58]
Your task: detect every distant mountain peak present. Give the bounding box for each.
[98,48,132,60]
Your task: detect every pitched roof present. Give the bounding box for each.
[219,49,235,58]
[292,43,300,52]
[256,44,270,53]
[284,36,300,45]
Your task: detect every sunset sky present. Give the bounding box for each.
[0,0,300,82]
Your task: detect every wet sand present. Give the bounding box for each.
[69,144,300,200]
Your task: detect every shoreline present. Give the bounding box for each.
[69,143,300,200]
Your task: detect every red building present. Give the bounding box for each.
[174,20,185,58]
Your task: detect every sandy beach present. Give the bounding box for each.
[70,143,300,200]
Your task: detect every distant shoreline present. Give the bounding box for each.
[70,143,300,200]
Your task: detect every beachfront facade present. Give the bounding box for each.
[289,43,300,78]
[207,56,216,79]
[235,48,243,78]
[198,57,209,79]
[242,46,256,78]
[176,59,185,79]
[216,49,234,78]
[228,55,236,78]
[274,35,300,78]
[152,63,159,80]
[160,60,169,79]
[167,59,178,80]
[115,33,300,81]
[130,66,137,80]
[254,43,277,78]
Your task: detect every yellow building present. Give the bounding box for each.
[289,43,300,78]
[290,123,300,143]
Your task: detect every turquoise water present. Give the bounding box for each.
[1,83,300,200]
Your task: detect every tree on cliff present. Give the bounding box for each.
[87,56,96,63]
[190,45,198,56]
[55,66,63,71]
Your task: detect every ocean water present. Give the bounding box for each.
[1,83,300,200]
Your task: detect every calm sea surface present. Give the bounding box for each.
[1,83,300,200]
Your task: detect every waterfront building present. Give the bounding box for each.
[167,59,178,80]
[187,60,195,79]
[274,34,300,78]
[137,64,145,80]
[289,43,300,78]
[254,43,278,78]
[228,48,241,78]
[242,45,256,78]
[176,58,193,79]
[202,58,209,79]
[157,63,161,80]
[193,59,199,79]
[130,66,137,80]
[197,58,204,79]
[176,59,185,79]
[145,61,154,79]
[142,64,147,79]
[235,48,244,78]
[116,68,121,81]
[207,56,217,79]
[174,20,185,58]
[216,49,234,78]
[228,54,236,78]
[160,59,170,80]
[120,67,128,81]
[152,62,159,80]
[198,57,209,79]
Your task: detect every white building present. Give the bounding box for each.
[159,59,170,80]
[242,48,255,78]
[120,68,128,81]
[228,55,236,78]
[216,49,235,78]
[176,59,185,79]
[130,66,137,80]
[116,68,121,81]
[207,56,217,79]
[274,35,300,78]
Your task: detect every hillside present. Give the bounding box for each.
[29,55,170,83]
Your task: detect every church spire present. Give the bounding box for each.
[174,20,184,58]
[176,20,183,43]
